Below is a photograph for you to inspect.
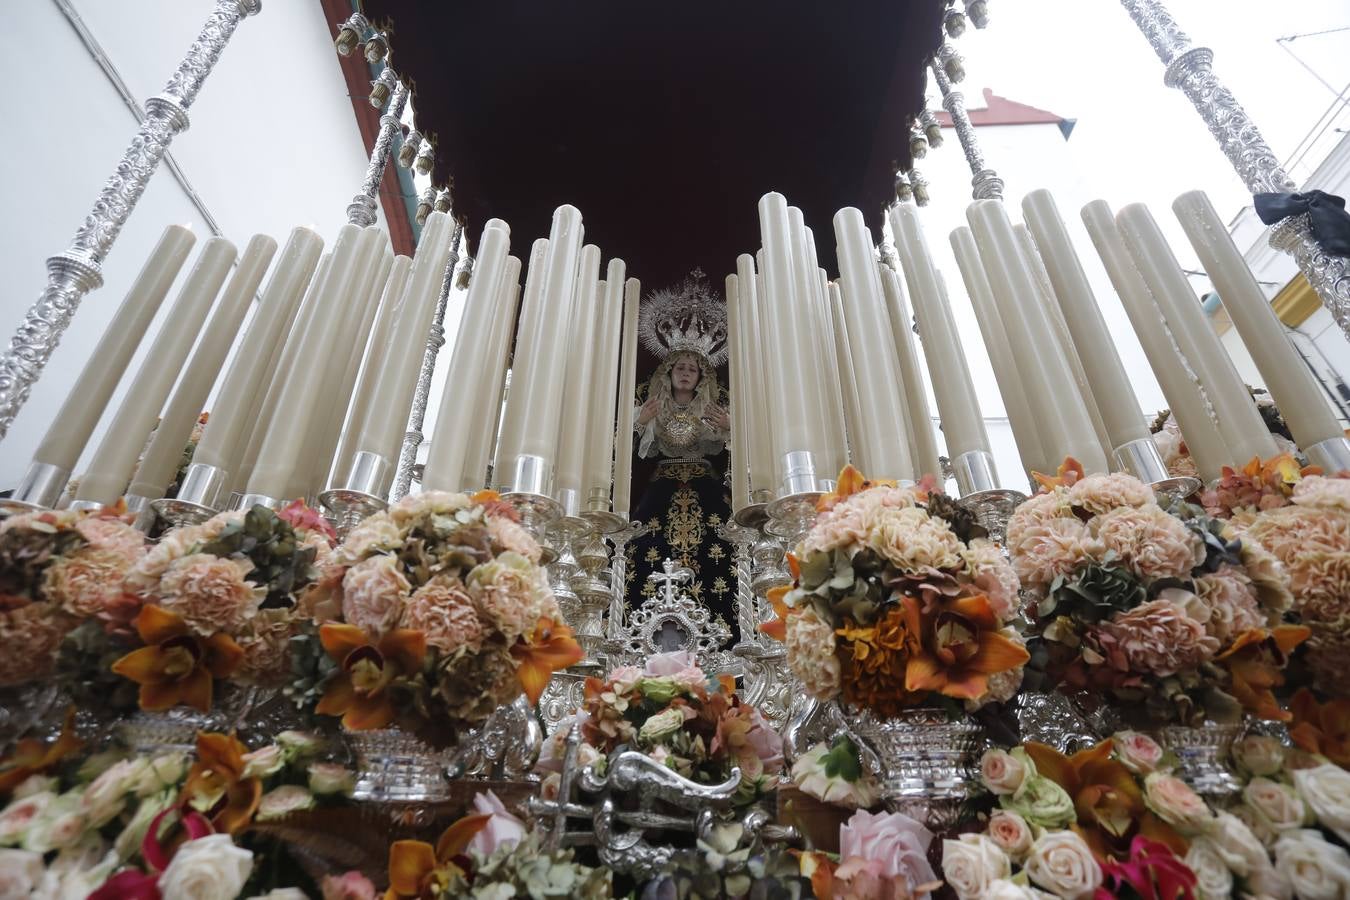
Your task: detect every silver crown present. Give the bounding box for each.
[637,269,729,366]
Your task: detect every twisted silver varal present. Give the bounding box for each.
[348,80,408,226]
[0,0,259,441]
[1119,0,1350,338]
[930,59,1003,201]
[392,224,464,499]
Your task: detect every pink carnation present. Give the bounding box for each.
[1290,475,1350,513]
[75,516,146,562]
[341,554,410,637]
[487,515,541,564]
[1094,504,1204,583]
[1194,565,1265,643]
[0,605,71,686]
[1011,517,1104,589]
[785,606,841,700]
[158,553,263,636]
[467,553,551,642]
[962,538,1021,622]
[1091,598,1219,677]
[40,547,135,618]
[1006,489,1073,553]
[399,575,486,653]
[1068,473,1155,516]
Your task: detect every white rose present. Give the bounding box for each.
[942,833,1011,900]
[1274,829,1350,900]
[256,785,315,821]
[80,759,143,827]
[275,731,324,759]
[306,763,354,797]
[0,848,43,897]
[1294,763,1350,845]
[1024,830,1103,900]
[157,834,254,900]
[986,810,1034,862]
[23,795,86,853]
[980,748,1029,796]
[1206,811,1272,878]
[1245,864,1294,900]
[12,776,58,799]
[984,880,1052,900]
[1245,777,1311,833]
[1234,735,1286,778]
[1185,837,1235,900]
[132,753,188,797]
[1232,802,1279,848]
[241,745,286,779]
[1144,772,1213,830]
[0,792,53,845]
[40,844,118,900]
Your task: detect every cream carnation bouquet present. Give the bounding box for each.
[1012,463,1306,727]
[297,490,582,747]
[761,466,1028,718]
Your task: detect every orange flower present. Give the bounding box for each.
[111,605,243,712]
[0,707,81,796]
[181,732,261,834]
[511,617,584,705]
[386,813,490,898]
[316,624,426,731]
[1032,457,1086,492]
[900,594,1028,701]
[1289,688,1350,768]
[814,465,897,515]
[1215,626,1309,721]
[1024,740,1185,862]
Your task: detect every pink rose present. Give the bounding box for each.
[643,649,698,677]
[321,871,377,900]
[465,790,526,859]
[341,555,410,637]
[1113,731,1165,775]
[986,810,1033,862]
[1144,772,1213,830]
[980,748,1028,796]
[838,809,937,889]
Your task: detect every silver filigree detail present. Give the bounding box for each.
[0,0,261,439]
[1119,0,1350,338]
[445,695,543,779]
[615,559,734,673]
[1155,721,1243,801]
[347,79,408,226]
[931,59,1004,201]
[1014,691,1103,754]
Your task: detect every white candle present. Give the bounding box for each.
[77,237,238,504]
[331,254,413,487]
[827,281,867,471]
[584,260,627,507]
[1014,224,1115,463]
[833,207,914,481]
[759,194,831,488]
[878,265,942,480]
[192,227,323,481]
[127,234,277,501]
[495,206,584,492]
[461,256,522,492]
[422,221,513,492]
[612,278,641,516]
[350,212,455,483]
[553,244,602,510]
[967,200,1109,473]
[1023,191,1151,454]
[735,255,775,498]
[1116,204,1278,466]
[1081,201,1229,481]
[794,215,846,476]
[890,204,991,466]
[493,239,548,482]
[33,226,196,476]
[727,273,749,511]
[950,227,1048,478]
[1174,190,1345,451]
[249,225,369,500]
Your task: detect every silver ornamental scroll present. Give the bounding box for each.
[0,0,263,440]
[1119,0,1350,338]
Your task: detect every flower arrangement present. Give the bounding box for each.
[0,503,146,687]
[760,466,1028,718]
[1010,468,1306,725]
[0,728,353,899]
[796,809,941,900]
[93,501,334,714]
[1199,454,1316,525]
[1245,475,1350,696]
[537,650,784,803]
[384,790,611,899]
[302,490,582,744]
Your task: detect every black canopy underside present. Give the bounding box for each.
[363,0,948,286]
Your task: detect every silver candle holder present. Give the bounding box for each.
[1112,437,1202,501]
[499,453,563,564]
[2,461,71,514]
[151,461,228,528]
[952,450,1025,546]
[765,449,831,543]
[319,450,391,537]
[1305,435,1350,476]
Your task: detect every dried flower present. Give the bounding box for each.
[1012,518,1105,589]
[341,555,411,637]
[1091,598,1219,677]
[158,553,264,637]
[399,575,485,653]
[1068,473,1155,516]
[1094,504,1205,582]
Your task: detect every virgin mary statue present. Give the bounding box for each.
[623,272,739,644]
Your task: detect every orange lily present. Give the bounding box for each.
[386,813,491,898]
[180,732,262,834]
[1032,457,1086,492]
[1215,626,1309,721]
[900,594,1029,701]
[795,849,838,900]
[1289,688,1350,768]
[111,605,243,712]
[0,708,82,796]
[1024,740,1185,862]
[512,617,584,705]
[316,624,426,731]
[814,465,899,515]
[759,584,793,643]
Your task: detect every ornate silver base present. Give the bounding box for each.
[231,492,280,511]
[580,508,625,535]
[446,695,543,780]
[1155,722,1243,801]
[348,728,452,803]
[1014,691,1102,754]
[503,491,563,564]
[957,487,1025,546]
[318,488,387,538]
[732,501,769,530]
[1113,437,1201,500]
[123,494,156,533]
[764,491,822,543]
[1306,435,1350,474]
[7,461,70,511]
[151,497,217,528]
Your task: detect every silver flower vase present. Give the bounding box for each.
[1155,722,1243,800]
[347,728,453,803]
[117,684,262,755]
[849,706,987,831]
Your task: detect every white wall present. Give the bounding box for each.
[0,0,382,488]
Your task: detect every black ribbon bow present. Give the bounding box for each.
[1254,189,1350,258]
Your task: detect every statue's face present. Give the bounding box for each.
[670,357,701,392]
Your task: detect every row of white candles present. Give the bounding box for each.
[16,183,1341,517]
[726,187,1343,508]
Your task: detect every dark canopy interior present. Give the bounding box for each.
[363,0,947,286]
